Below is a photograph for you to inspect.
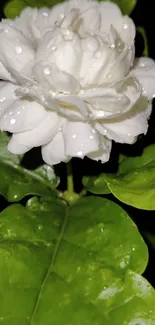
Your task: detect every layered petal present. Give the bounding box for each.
[0,82,18,117]
[87,136,112,162]
[42,131,69,165]
[131,57,155,99]
[0,25,35,74]
[96,98,150,144]
[0,99,47,133]
[32,61,80,93]
[7,112,64,148]
[63,121,100,158]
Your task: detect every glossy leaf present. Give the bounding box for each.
[0,132,59,202]
[0,196,155,324]
[82,175,111,195]
[86,144,155,210]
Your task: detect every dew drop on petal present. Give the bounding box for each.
[17,111,21,115]
[51,46,57,51]
[14,46,23,55]
[77,150,83,157]
[9,111,13,115]
[72,134,77,139]
[110,44,115,49]
[10,118,16,125]
[123,23,128,30]
[89,135,94,140]
[91,128,96,134]
[43,66,51,75]
[42,11,49,17]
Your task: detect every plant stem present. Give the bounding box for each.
[67,160,74,194]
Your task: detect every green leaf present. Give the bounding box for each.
[0,132,59,202]
[4,0,64,18]
[137,27,149,57]
[82,175,111,195]
[4,0,27,19]
[0,196,155,324]
[99,0,137,15]
[88,144,155,210]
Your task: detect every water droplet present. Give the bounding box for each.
[43,66,51,75]
[0,97,6,103]
[107,74,112,79]
[14,46,23,54]
[60,13,65,19]
[17,111,21,115]
[89,135,94,140]
[59,127,63,132]
[9,111,13,115]
[10,118,16,125]
[91,128,96,134]
[110,43,115,49]
[21,87,28,93]
[42,11,49,17]
[77,150,83,157]
[72,134,77,139]
[37,224,43,231]
[14,195,18,199]
[80,89,84,95]
[51,46,57,51]
[4,29,9,33]
[132,247,136,251]
[123,23,128,30]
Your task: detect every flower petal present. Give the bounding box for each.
[32,61,80,94]
[87,136,112,163]
[0,61,15,82]
[8,112,63,147]
[0,82,18,117]
[63,121,100,158]
[96,98,150,144]
[131,57,155,99]
[42,131,69,165]
[8,137,31,154]
[0,25,35,74]
[0,99,47,133]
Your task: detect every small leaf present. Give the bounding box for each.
[0,196,155,324]
[90,144,155,210]
[99,0,137,15]
[4,0,64,18]
[0,132,59,202]
[82,175,111,194]
[137,26,149,57]
[4,0,27,19]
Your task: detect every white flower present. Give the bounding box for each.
[0,0,155,165]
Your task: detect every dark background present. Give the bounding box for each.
[0,0,155,286]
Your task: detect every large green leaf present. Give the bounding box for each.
[85,144,155,210]
[0,196,155,324]
[0,132,59,201]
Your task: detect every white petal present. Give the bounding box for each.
[9,112,63,147]
[8,137,31,154]
[79,8,101,33]
[131,57,155,99]
[0,99,47,133]
[96,98,150,144]
[67,0,97,12]
[63,121,100,158]
[87,136,112,163]
[0,61,15,82]
[55,94,88,120]
[33,61,80,93]
[50,32,81,77]
[0,25,35,73]
[0,82,18,117]
[99,2,122,33]
[42,131,69,165]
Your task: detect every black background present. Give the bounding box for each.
[0,0,155,286]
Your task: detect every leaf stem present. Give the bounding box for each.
[67,160,74,194]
